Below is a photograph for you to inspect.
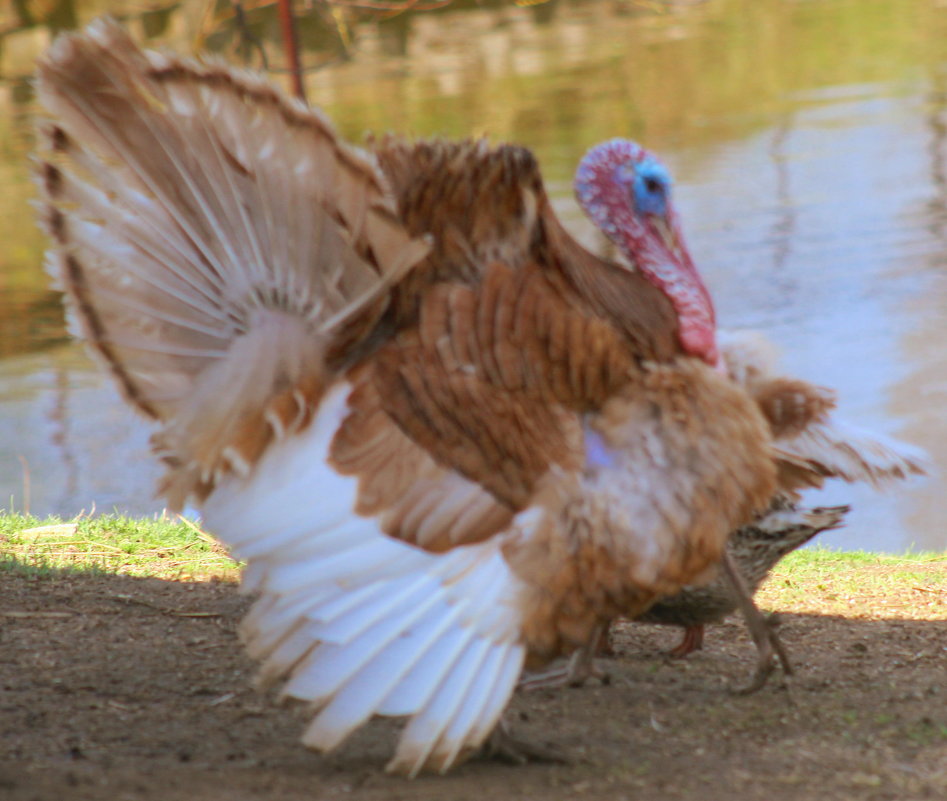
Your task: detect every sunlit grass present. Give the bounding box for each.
[1,515,944,620]
[0,513,240,580]
[758,547,947,620]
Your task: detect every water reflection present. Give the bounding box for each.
[0,0,944,551]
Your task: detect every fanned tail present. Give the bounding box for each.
[34,19,430,506]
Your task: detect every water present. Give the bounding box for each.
[1,0,944,551]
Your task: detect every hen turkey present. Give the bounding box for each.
[634,499,849,659]
[36,19,788,775]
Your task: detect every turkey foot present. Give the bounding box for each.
[519,626,610,691]
[667,624,704,658]
[481,718,570,766]
[721,550,792,693]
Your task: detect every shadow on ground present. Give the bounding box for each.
[0,567,944,801]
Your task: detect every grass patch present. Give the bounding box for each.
[0,513,240,580]
[758,547,947,620]
[1,515,944,619]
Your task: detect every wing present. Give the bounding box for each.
[719,330,930,492]
[329,252,666,547]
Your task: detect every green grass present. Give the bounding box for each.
[0,513,240,580]
[759,547,946,619]
[779,547,946,569]
[1,515,944,620]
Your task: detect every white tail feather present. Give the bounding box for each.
[201,383,528,775]
[394,634,490,774]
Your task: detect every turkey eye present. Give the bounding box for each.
[644,177,662,195]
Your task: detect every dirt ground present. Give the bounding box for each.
[1,570,944,801]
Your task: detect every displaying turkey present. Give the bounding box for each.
[35,18,867,775]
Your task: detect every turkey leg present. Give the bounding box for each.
[721,549,792,693]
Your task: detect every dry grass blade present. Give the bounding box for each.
[1,610,76,619]
[107,593,223,618]
[18,524,79,538]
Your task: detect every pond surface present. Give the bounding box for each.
[0,0,944,551]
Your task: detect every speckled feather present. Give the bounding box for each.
[638,500,849,629]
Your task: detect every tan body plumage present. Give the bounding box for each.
[591,334,930,671]
[33,19,909,775]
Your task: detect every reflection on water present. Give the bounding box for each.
[0,0,944,551]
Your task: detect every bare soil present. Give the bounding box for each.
[1,570,944,801]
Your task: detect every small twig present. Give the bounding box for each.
[18,524,80,538]
[175,514,220,547]
[1,610,76,619]
[106,593,223,618]
[23,540,123,552]
[327,4,354,54]
[230,0,271,70]
[277,0,307,102]
[648,703,667,733]
[326,0,454,17]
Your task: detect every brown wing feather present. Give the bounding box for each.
[749,377,836,439]
[538,199,682,362]
[371,138,543,327]
[329,363,515,551]
[372,136,682,366]
[329,257,659,549]
[719,331,928,494]
[369,261,647,505]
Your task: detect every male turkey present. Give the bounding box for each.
[34,19,864,775]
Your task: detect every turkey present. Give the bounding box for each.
[38,19,795,775]
[718,329,929,497]
[633,500,849,660]
[615,331,931,666]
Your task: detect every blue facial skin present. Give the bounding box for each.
[630,158,672,217]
